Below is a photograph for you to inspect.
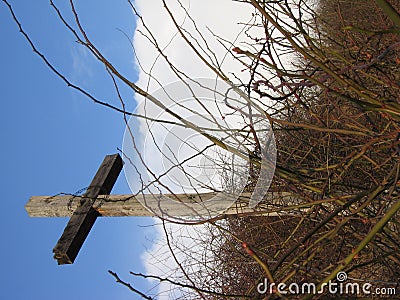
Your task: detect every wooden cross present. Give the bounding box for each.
[25,153,299,265]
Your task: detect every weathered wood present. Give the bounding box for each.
[52,154,123,265]
[26,192,302,217]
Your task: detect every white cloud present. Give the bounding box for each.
[124,0,260,197]
[133,0,255,92]
[70,46,93,83]
[129,0,257,297]
[141,221,217,299]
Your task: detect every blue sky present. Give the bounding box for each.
[0,1,156,299]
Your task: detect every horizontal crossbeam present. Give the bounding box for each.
[26,192,302,217]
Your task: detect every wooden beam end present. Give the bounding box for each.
[53,251,74,265]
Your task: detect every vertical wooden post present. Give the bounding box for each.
[53,154,123,265]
